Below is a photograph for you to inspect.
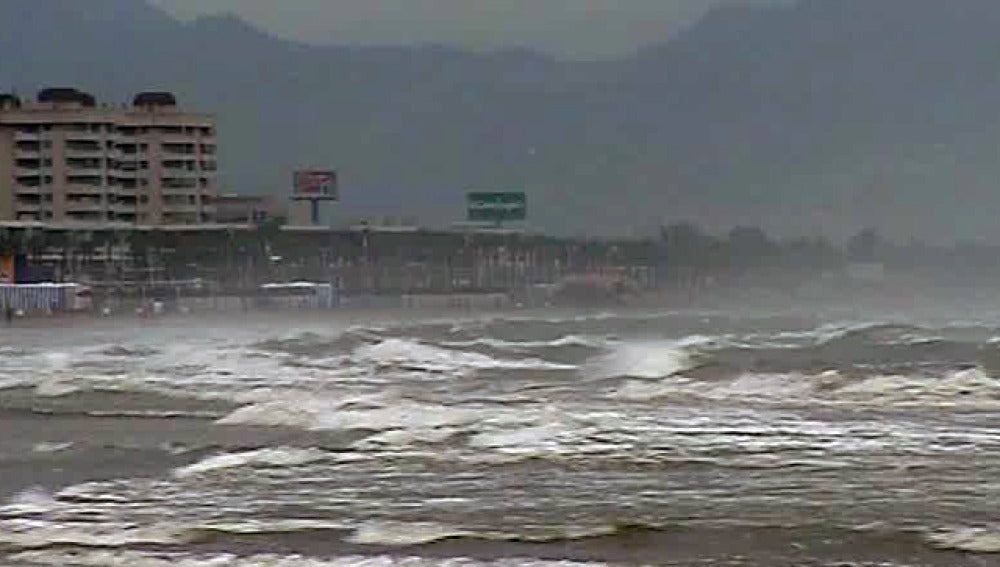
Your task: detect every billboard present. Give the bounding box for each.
[467,192,527,223]
[292,170,339,201]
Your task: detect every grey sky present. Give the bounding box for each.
[152,0,786,58]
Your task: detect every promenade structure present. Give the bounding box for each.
[0,88,218,226]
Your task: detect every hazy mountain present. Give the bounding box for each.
[2,0,1000,241]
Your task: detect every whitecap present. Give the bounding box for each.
[173,448,327,479]
[0,487,61,517]
[218,398,482,433]
[589,341,695,379]
[926,526,1000,553]
[0,520,195,549]
[9,549,616,566]
[353,339,576,373]
[32,441,74,454]
[347,520,471,546]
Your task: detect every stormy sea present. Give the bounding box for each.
[3,300,1000,566]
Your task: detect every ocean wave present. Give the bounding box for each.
[218,397,482,433]
[608,367,1000,407]
[0,519,197,549]
[588,341,697,379]
[440,335,609,351]
[8,550,616,567]
[33,377,83,398]
[173,448,328,479]
[925,526,1000,553]
[345,520,664,547]
[347,521,473,546]
[353,339,577,373]
[31,441,74,454]
[0,488,61,518]
[96,344,162,358]
[250,329,381,358]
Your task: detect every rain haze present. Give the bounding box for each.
[4,1,1000,567]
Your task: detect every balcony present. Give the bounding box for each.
[64,212,108,225]
[64,148,107,159]
[161,143,197,156]
[162,168,199,178]
[15,168,43,178]
[110,203,137,215]
[15,202,42,213]
[64,184,107,196]
[14,131,40,142]
[14,184,44,194]
[65,132,105,142]
[15,148,41,159]
[161,188,199,198]
[65,167,105,178]
[64,200,105,213]
[162,204,201,214]
[159,135,200,145]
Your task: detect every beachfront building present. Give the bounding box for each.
[0,88,218,226]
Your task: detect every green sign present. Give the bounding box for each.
[467,192,527,223]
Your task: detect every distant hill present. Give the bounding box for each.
[3,0,1000,241]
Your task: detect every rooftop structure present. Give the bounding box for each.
[0,89,218,226]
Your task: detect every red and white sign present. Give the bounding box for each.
[292,170,339,201]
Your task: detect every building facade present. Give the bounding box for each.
[0,88,218,226]
[215,193,283,225]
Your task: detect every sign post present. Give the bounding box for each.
[466,192,527,227]
[292,170,339,225]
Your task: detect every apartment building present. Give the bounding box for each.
[0,88,218,226]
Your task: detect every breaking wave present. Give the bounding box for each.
[218,396,482,433]
[925,526,1000,553]
[173,448,328,479]
[609,367,1000,407]
[8,550,615,567]
[588,341,698,379]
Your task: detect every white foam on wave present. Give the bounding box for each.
[925,526,1000,553]
[609,372,815,403]
[441,335,608,351]
[33,377,83,398]
[609,368,1000,407]
[354,339,576,373]
[589,340,697,379]
[348,520,472,546]
[173,448,327,479]
[468,422,566,453]
[835,368,1000,406]
[0,519,195,549]
[218,396,482,434]
[31,441,74,454]
[0,487,61,517]
[8,549,616,567]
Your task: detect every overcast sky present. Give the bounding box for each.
[152,0,787,58]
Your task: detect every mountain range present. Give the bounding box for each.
[2,0,1000,241]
